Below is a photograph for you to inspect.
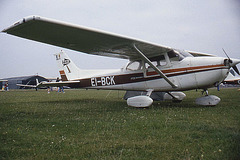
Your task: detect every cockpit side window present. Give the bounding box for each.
[145,60,167,68]
[146,55,167,68]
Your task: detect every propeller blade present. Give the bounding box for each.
[222,48,230,59]
[222,48,232,63]
[222,48,240,74]
[232,65,240,75]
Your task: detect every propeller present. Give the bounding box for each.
[222,48,232,63]
[222,48,240,75]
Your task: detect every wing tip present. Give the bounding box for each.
[1,15,42,33]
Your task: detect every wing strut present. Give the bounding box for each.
[133,44,178,88]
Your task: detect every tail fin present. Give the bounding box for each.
[54,51,80,81]
[54,51,118,81]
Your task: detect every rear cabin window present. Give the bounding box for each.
[126,61,142,71]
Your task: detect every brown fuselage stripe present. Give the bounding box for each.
[147,64,224,76]
[66,65,227,88]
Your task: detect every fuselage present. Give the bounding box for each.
[68,56,229,92]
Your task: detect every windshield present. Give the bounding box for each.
[174,49,193,58]
[168,49,193,62]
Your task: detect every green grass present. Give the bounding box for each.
[0,88,240,159]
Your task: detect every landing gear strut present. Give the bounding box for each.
[166,91,183,103]
[201,89,209,96]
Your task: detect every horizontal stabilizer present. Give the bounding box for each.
[16,84,37,88]
[37,80,80,88]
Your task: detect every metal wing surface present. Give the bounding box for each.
[188,51,216,57]
[2,16,171,60]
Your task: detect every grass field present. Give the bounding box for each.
[0,88,240,159]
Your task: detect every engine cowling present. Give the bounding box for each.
[127,95,153,108]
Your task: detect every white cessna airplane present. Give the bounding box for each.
[2,16,240,107]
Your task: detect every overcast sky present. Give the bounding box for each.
[0,0,239,79]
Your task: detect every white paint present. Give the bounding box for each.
[163,92,186,101]
[127,95,153,108]
[195,95,221,106]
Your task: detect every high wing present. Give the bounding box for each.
[187,51,216,57]
[2,16,171,60]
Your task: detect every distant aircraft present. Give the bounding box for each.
[223,70,240,85]
[2,16,240,107]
